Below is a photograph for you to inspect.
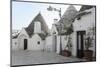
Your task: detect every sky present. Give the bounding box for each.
[12,0,81,30]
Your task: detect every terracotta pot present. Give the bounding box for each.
[62,50,71,57]
[84,50,93,61]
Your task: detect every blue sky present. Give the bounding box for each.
[12,1,81,30]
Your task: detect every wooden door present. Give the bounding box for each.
[24,39,27,50]
[77,31,85,58]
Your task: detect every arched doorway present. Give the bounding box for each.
[24,39,27,50]
[77,31,86,58]
[18,34,28,50]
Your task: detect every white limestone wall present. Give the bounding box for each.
[52,35,56,52]
[56,35,68,54]
[34,21,41,33]
[15,28,45,51]
[45,36,51,52]
[18,35,28,50]
[56,36,60,54]
[28,34,44,51]
[12,39,19,50]
[71,7,96,57]
[45,35,68,53]
[45,36,54,52]
[70,33,77,56]
[73,8,95,32]
[17,28,29,50]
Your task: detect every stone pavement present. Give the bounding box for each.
[11,50,86,66]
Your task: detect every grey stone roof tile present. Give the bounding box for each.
[25,13,49,37]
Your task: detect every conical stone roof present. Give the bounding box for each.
[79,5,94,12]
[55,5,78,33]
[25,13,49,37]
[60,5,78,26]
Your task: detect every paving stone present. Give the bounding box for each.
[11,50,86,66]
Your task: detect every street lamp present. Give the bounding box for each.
[47,6,62,55]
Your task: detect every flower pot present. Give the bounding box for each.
[62,50,71,57]
[84,50,93,61]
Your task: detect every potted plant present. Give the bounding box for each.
[61,24,73,57]
[62,49,71,57]
[62,36,72,57]
[84,36,93,61]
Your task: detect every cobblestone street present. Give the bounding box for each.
[12,50,86,66]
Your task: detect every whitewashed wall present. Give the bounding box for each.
[56,35,68,54]
[56,36,60,54]
[17,28,29,50]
[28,34,44,51]
[45,35,68,53]
[70,33,77,56]
[13,28,45,51]
[71,7,95,57]
[73,8,95,31]
[45,35,55,52]
[12,39,19,50]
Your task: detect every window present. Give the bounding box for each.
[77,17,81,20]
[15,42,17,45]
[37,41,40,44]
